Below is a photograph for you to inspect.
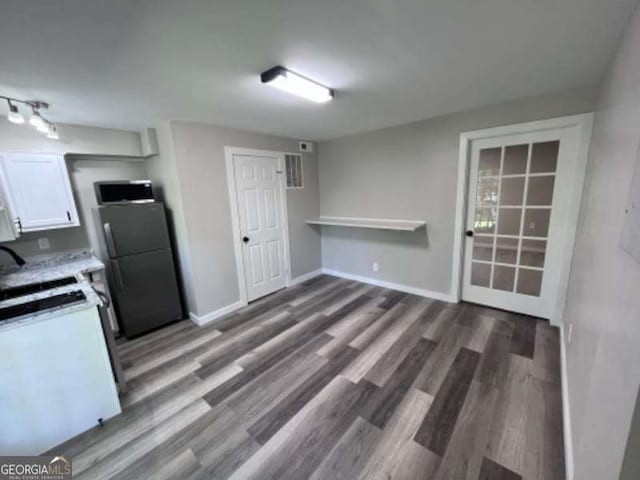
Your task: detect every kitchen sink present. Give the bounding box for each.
[0,277,78,301]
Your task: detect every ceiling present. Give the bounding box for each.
[0,0,637,140]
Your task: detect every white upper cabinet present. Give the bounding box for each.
[0,153,80,233]
[0,165,19,242]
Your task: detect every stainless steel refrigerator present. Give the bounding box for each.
[95,202,183,338]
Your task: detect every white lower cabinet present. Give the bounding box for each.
[0,152,80,233]
[0,306,121,455]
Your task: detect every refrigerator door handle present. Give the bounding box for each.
[111,260,125,290]
[104,222,118,257]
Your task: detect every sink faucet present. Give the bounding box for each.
[0,246,26,266]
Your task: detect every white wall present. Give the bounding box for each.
[318,88,597,296]
[67,157,148,260]
[0,119,142,157]
[0,119,147,264]
[562,4,640,479]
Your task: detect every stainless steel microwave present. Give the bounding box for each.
[94,180,155,205]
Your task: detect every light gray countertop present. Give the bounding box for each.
[0,250,105,331]
[0,249,104,290]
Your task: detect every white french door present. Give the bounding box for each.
[462,124,582,319]
[232,153,288,302]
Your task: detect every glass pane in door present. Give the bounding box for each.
[471,262,491,287]
[503,144,528,174]
[470,141,559,297]
[474,207,496,234]
[473,235,494,261]
[478,148,501,176]
[497,208,521,235]
[523,209,550,237]
[520,239,546,267]
[500,177,525,205]
[517,268,543,296]
[493,265,516,291]
[530,141,559,173]
[527,176,555,205]
[496,237,519,264]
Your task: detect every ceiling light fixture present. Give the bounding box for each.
[260,66,333,103]
[6,99,24,124]
[1,96,57,139]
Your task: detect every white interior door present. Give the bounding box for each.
[462,125,581,319]
[233,153,288,302]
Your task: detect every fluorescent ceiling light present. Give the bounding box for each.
[7,100,24,124]
[261,66,333,103]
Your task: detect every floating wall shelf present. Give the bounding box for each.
[305,216,426,232]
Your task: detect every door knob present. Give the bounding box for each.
[465,230,474,237]
[242,236,250,243]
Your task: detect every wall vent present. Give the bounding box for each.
[285,154,303,189]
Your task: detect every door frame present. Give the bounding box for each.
[224,146,293,306]
[451,113,594,325]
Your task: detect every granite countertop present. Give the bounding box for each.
[0,249,104,290]
[0,250,106,331]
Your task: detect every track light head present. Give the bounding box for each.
[47,123,59,140]
[6,100,24,124]
[29,109,46,130]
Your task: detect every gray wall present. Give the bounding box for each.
[144,122,198,315]
[563,4,640,479]
[165,121,321,317]
[318,88,597,295]
[621,385,640,480]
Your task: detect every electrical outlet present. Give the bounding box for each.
[372,262,379,272]
[567,323,574,344]
[38,237,50,250]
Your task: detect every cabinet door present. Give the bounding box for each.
[2,153,79,232]
[0,155,19,241]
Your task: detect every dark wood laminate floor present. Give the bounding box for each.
[50,275,565,480]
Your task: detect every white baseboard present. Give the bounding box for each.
[189,300,245,327]
[188,267,455,326]
[560,325,574,480]
[190,269,323,326]
[322,268,457,303]
[289,269,323,286]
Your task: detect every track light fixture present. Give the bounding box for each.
[1,96,58,139]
